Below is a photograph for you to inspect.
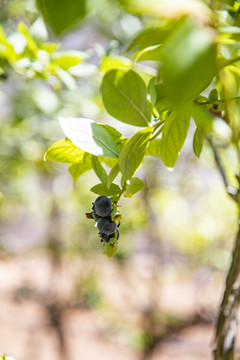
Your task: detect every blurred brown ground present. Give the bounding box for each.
[0,253,226,360]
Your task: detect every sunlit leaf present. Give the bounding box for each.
[100,56,132,73]
[59,117,120,158]
[44,139,85,163]
[68,155,92,182]
[145,139,161,156]
[52,51,86,70]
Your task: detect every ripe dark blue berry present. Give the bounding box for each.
[92,211,100,222]
[93,196,112,217]
[97,217,117,236]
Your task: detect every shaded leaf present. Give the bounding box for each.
[102,69,152,127]
[119,127,152,180]
[125,177,146,195]
[135,45,162,62]
[90,183,121,196]
[91,155,107,183]
[107,164,120,189]
[127,23,176,52]
[193,127,206,157]
[36,0,86,35]
[160,112,190,167]
[162,18,216,102]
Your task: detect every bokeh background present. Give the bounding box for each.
[0,1,238,359]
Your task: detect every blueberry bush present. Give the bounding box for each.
[2,0,240,359]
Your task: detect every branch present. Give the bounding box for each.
[208,138,240,360]
[214,227,240,360]
[207,136,238,202]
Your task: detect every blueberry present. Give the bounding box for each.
[92,211,100,222]
[93,196,112,217]
[97,217,117,236]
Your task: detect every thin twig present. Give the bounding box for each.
[206,136,238,202]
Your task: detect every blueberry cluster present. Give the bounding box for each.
[87,196,119,244]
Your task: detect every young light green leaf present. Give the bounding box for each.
[90,183,121,196]
[100,56,132,73]
[107,164,120,189]
[145,139,161,157]
[102,69,152,127]
[125,177,146,195]
[160,112,190,167]
[193,126,206,157]
[104,239,118,258]
[55,67,77,90]
[17,22,38,54]
[119,127,153,180]
[68,156,92,182]
[52,50,86,70]
[91,155,107,183]
[59,117,120,158]
[44,139,85,163]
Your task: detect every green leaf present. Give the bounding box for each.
[98,124,124,145]
[99,56,132,73]
[148,76,157,105]
[119,127,152,180]
[127,23,176,52]
[68,155,92,182]
[17,23,38,54]
[107,164,120,189]
[59,117,120,158]
[55,67,77,90]
[90,183,121,196]
[36,0,87,35]
[191,105,213,131]
[209,88,218,102]
[102,69,152,127]
[135,45,162,62]
[160,112,190,167]
[44,139,85,163]
[145,140,161,156]
[91,155,107,183]
[162,18,216,102]
[193,127,206,157]
[52,51,86,70]
[125,177,146,195]
[104,239,118,258]
[101,157,119,168]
